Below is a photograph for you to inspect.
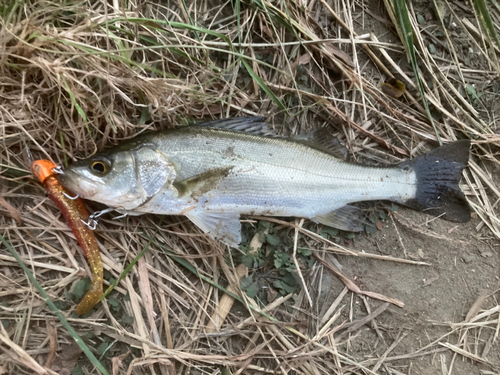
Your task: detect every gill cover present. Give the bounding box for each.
[131,146,176,201]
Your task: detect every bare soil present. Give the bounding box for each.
[335,206,500,373]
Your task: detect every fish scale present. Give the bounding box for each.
[148,127,416,215]
[58,117,471,247]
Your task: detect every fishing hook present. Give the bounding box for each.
[62,192,80,200]
[113,212,129,220]
[81,217,98,230]
[52,166,64,175]
[89,208,113,221]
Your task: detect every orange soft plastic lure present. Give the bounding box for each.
[32,159,103,315]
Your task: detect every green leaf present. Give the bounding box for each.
[53,300,70,311]
[282,272,297,287]
[97,342,109,356]
[273,280,284,290]
[284,283,296,294]
[274,277,297,294]
[297,247,311,256]
[320,227,339,238]
[73,279,90,299]
[365,224,377,234]
[80,331,96,342]
[108,297,121,312]
[122,315,134,325]
[246,283,259,298]
[466,84,477,96]
[274,252,290,268]
[266,234,280,246]
[379,210,388,220]
[242,254,254,268]
[240,275,254,290]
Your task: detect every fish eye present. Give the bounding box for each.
[89,159,111,176]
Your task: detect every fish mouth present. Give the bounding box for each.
[57,168,98,199]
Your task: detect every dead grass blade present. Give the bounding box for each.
[313,252,404,308]
[0,234,109,375]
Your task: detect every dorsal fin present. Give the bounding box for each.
[193,117,276,137]
[294,128,349,160]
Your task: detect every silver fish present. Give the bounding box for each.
[58,117,471,247]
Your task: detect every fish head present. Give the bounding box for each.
[58,146,176,210]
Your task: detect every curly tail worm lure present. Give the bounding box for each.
[32,160,103,315]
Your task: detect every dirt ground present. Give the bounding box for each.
[336,206,500,374]
[306,2,500,371]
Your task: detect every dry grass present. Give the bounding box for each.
[1,0,499,374]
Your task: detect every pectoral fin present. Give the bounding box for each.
[314,205,364,232]
[186,210,241,247]
[173,166,233,198]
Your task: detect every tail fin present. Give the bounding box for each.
[400,140,471,222]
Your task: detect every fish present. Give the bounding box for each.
[32,159,104,315]
[58,117,471,247]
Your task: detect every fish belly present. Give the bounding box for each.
[198,162,418,218]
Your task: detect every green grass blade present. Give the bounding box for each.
[62,77,87,123]
[102,17,287,110]
[0,163,30,177]
[393,0,442,145]
[0,234,109,375]
[100,226,159,301]
[240,58,286,110]
[243,0,295,33]
[158,245,277,322]
[474,0,500,48]
[101,217,166,300]
[61,76,93,140]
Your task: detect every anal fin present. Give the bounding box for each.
[314,205,364,232]
[186,210,241,247]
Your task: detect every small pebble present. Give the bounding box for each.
[462,253,474,263]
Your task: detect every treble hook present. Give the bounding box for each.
[89,208,113,220]
[81,217,98,231]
